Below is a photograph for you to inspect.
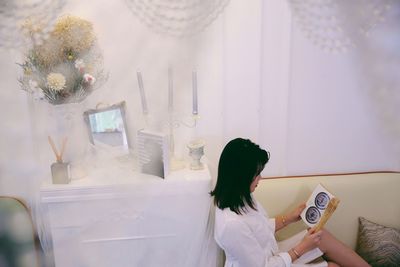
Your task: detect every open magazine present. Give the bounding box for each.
[300,184,340,230]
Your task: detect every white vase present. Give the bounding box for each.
[29,99,90,181]
[187,139,205,170]
[47,102,89,164]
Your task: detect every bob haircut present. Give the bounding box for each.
[210,138,270,214]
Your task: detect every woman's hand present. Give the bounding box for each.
[287,203,306,223]
[276,203,306,232]
[295,228,323,255]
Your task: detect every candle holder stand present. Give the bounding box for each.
[167,113,199,171]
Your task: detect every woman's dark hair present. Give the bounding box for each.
[210,138,270,214]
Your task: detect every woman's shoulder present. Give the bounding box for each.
[215,207,249,240]
[215,200,264,219]
[216,206,238,222]
[215,206,255,231]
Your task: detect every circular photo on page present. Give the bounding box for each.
[305,206,321,224]
[315,192,330,210]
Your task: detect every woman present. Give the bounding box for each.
[210,138,370,267]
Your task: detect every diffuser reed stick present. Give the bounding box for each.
[48,136,68,163]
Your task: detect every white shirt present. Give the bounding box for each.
[214,200,292,267]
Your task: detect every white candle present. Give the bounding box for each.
[136,71,148,114]
[192,70,198,115]
[168,67,173,112]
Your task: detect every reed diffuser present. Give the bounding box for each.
[48,136,71,184]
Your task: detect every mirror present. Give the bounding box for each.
[83,101,131,151]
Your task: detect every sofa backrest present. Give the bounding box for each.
[253,172,400,249]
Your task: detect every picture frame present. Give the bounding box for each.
[137,129,170,178]
[83,101,132,152]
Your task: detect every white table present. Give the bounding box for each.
[41,165,213,267]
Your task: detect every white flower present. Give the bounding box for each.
[74,59,85,71]
[83,73,96,86]
[47,73,66,91]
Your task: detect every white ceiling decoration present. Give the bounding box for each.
[0,0,65,49]
[125,0,230,37]
[289,0,393,53]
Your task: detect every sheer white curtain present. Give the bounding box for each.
[2,2,399,185]
[1,1,400,267]
[0,0,227,266]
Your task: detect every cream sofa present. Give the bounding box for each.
[253,172,400,249]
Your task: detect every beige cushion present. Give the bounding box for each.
[253,173,400,249]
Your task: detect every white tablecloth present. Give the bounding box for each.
[41,166,219,267]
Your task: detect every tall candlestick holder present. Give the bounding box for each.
[167,112,200,171]
[136,68,200,171]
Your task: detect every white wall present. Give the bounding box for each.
[221,0,262,142]
[1,0,399,199]
[284,3,400,175]
[259,0,292,176]
[258,0,400,176]
[0,49,36,198]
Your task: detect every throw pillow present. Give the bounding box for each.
[356,217,400,267]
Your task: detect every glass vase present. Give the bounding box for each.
[29,99,90,181]
[47,102,88,163]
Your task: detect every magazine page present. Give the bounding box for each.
[300,184,335,228]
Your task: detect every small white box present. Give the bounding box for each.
[137,129,170,178]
